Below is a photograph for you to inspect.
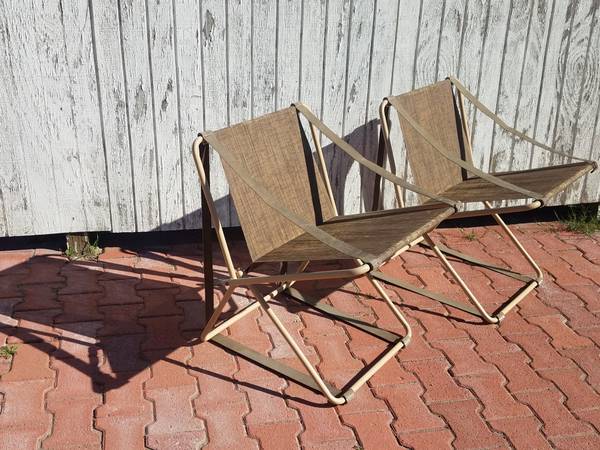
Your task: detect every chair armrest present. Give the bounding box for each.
[383,97,545,200]
[293,102,460,209]
[448,76,596,170]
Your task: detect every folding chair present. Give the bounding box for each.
[192,104,458,404]
[373,77,597,324]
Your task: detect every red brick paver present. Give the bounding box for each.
[0,223,599,449]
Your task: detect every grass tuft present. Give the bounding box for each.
[65,234,102,261]
[0,344,18,359]
[561,207,600,235]
[463,230,477,241]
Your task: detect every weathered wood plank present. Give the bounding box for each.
[581,10,600,204]
[437,0,466,80]
[562,2,600,204]
[414,0,444,89]
[91,0,136,232]
[299,0,327,118]
[227,0,252,226]
[276,0,301,108]
[119,0,161,231]
[343,0,375,214]
[34,0,91,233]
[252,0,277,117]
[384,0,422,209]
[174,0,203,229]
[147,0,184,230]
[490,0,532,174]
[531,0,575,172]
[509,0,554,174]
[64,0,112,232]
[457,0,488,145]
[321,0,351,211]
[364,0,398,211]
[0,0,35,236]
[201,0,230,227]
[470,0,511,172]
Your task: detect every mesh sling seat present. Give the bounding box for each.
[373,77,597,324]
[192,104,458,404]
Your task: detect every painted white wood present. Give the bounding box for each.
[300,0,327,118]
[227,0,253,227]
[581,10,600,204]
[147,0,184,230]
[457,0,488,147]
[414,0,444,89]
[252,0,277,117]
[364,0,399,211]
[201,0,230,227]
[174,0,204,229]
[321,0,352,211]
[509,0,554,174]
[1,0,599,236]
[0,0,35,236]
[119,0,161,231]
[438,0,466,80]
[558,1,599,204]
[92,0,136,232]
[384,0,422,209]
[490,0,532,174]
[531,0,574,172]
[343,0,375,214]
[470,0,511,172]
[276,0,301,108]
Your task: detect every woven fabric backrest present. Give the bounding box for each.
[209,107,335,261]
[389,79,471,198]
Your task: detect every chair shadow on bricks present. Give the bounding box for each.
[0,233,487,409]
[0,240,418,407]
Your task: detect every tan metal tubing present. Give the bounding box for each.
[451,200,542,219]
[423,234,500,324]
[483,201,543,284]
[193,136,238,279]
[379,99,404,208]
[308,122,339,216]
[249,285,347,405]
[228,264,371,287]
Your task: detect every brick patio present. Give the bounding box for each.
[0,222,599,449]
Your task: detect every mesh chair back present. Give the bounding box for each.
[209,107,335,261]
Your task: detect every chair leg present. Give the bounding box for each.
[199,273,411,405]
[422,203,543,323]
[372,209,542,323]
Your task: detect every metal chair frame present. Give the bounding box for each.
[191,103,461,404]
[373,77,595,323]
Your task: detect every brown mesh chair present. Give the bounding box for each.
[374,77,597,324]
[192,104,458,404]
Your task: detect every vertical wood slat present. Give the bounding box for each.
[92,0,137,232]
[147,0,184,230]
[343,0,375,215]
[226,0,252,227]
[0,0,34,236]
[120,0,160,232]
[1,0,599,237]
[321,0,352,212]
[201,0,230,227]
[384,0,421,209]
[174,0,203,229]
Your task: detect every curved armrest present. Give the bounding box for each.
[448,76,596,170]
[384,97,545,199]
[292,103,460,209]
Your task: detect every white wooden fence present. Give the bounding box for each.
[1,0,599,236]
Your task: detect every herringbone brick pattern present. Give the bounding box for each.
[0,223,599,449]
